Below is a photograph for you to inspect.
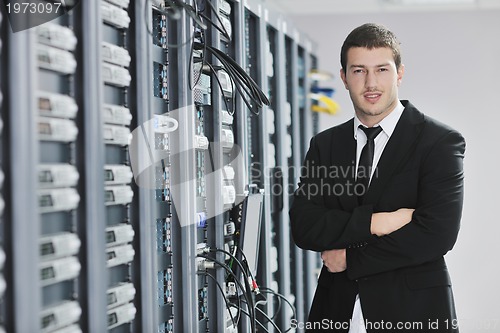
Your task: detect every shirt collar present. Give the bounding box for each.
[353,101,405,140]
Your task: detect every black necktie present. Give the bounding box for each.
[356,125,383,203]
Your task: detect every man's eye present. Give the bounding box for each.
[353,69,364,74]
[378,68,388,72]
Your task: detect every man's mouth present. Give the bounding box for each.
[363,92,381,103]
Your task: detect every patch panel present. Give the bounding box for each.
[38,164,79,188]
[101,1,131,29]
[40,257,81,287]
[155,165,171,190]
[158,268,173,305]
[153,63,169,100]
[104,185,134,206]
[40,301,81,333]
[196,105,205,135]
[37,91,78,119]
[38,188,80,213]
[158,318,174,333]
[103,124,132,146]
[104,165,133,185]
[40,233,81,261]
[155,187,171,202]
[106,223,135,247]
[155,133,170,151]
[107,302,136,329]
[156,217,172,253]
[152,12,168,49]
[37,44,77,75]
[102,62,132,87]
[198,286,208,320]
[107,282,136,309]
[106,244,135,267]
[102,42,131,67]
[38,117,78,142]
[37,22,77,51]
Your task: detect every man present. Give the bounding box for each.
[290,23,465,332]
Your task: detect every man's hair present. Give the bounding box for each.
[340,23,402,72]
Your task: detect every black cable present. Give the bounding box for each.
[239,295,283,333]
[205,0,231,41]
[165,0,207,30]
[210,248,248,280]
[197,254,256,332]
[199,12,230,41]
[270,290,282,321]
[199,271,237,328]
[255,306,283,333]
[202,45,270,115]
[259,287,297,333]
[234,246,256,284]
[204,62,231,114]
[229,303,269,333]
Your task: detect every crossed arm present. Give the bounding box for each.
[290,130,465,279]
[321,208,414,273]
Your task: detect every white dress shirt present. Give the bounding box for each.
[348,101,405,333]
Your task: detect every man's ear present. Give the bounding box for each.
[397,64,405,87]
[340,68,348,90]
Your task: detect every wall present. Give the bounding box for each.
[292,9,500,332]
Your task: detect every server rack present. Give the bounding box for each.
[1,0,319,332]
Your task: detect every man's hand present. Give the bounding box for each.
[371,208,415,237]
[321,249,346,273]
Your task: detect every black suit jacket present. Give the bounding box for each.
[290,101,465,332]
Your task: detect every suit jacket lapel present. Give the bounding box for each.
[330,119,359,211]
[363,102,426,205]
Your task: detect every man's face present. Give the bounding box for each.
[340,47,404,124]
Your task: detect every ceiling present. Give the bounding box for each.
[265,0,500,15]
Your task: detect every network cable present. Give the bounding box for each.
[229,303,269,333]
[198,271,237,328]
[197,253,257,332]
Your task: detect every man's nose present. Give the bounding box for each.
[365,71,377,90]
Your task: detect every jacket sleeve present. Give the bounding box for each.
[289,135,375,252]
[346,130,466,280]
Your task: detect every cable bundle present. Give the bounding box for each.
[198,247,296,333]
[204,45,270,115]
